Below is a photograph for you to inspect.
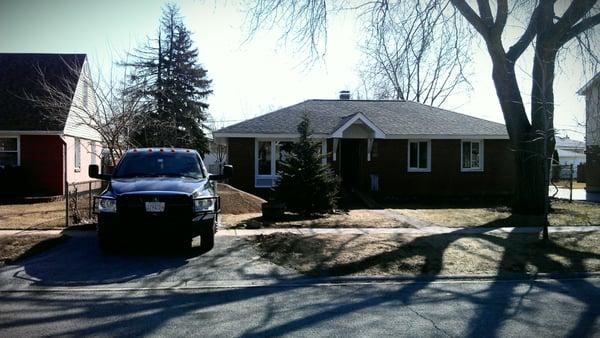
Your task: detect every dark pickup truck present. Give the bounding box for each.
[89,148,232,251]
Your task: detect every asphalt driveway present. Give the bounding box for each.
[0,232,297,290]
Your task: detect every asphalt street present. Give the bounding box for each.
[0,233,598,337]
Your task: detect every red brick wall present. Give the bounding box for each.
[364,139,515,197]
[227,137,516,198]
[20,135,64,196]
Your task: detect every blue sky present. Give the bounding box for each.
[0,0,589,140]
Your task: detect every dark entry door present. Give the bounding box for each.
[340,139,360,188]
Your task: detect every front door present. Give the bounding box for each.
[340,139,361,188]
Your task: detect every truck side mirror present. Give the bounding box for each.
[209,164,233,181]
[223,165,233,178]
[89,164,111,181]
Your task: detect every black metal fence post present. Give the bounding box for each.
[88,181,92,218]
[65,182,69,227]
[569,164,574,203]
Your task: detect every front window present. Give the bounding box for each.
[275,141,293,173]
[113,151,205,179]
[257,141,271,175]
[256,139,324,187]
[408,140,430,172]
[0,137,18,167]
[462,140,483,171]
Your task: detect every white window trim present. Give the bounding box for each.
[407,139,431,172]
[254,138,328,187]
[0,135,20,166]
[461,139,484,172]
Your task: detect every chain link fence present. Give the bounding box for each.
[65,180,104,226]
[550,163,586,202]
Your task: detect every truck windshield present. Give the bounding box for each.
[113,152,205,179]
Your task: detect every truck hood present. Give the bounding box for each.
[110,177,210,196]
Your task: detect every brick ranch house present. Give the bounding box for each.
[0,53,102,197]
[213,95,517,199]
[578,73,600,193]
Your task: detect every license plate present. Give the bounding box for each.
[145,201,165,212]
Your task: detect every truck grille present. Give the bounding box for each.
[117,195,192,216]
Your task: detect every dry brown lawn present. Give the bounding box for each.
[253,231,600,276]
[0,234,64,265]
[221,209,409,229]
[0,201,65,229]
[394,200,600,228]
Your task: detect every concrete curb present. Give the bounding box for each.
[1,272,599,292]
[1,225,599,238]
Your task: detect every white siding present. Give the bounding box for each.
[64,135,101,184]
[63,59,103,142]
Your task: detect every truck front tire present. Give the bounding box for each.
[199,228,215,251]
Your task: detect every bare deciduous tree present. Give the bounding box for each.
[26,57,143,166]
[359,0,472,106]
[245,0,600,224]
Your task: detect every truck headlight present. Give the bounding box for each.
[96,197,117,213]
[193,197,216,212]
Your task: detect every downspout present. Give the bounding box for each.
[59,135,67,194]
[60,135,68,227]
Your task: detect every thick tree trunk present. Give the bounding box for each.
[485,45,547,215]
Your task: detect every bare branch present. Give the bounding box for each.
[560,12,600,45]
[450,0,488,37]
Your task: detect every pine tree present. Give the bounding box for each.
[124,3,212,154]
[274,116,339,215]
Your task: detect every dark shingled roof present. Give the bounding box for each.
[0,53,86,131]
[215,100,508,137]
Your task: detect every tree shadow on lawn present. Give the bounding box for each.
[255,216,600,337]
[1,218,598,337]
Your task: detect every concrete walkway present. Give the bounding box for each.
[1,225,598,238]
[549,186,600,202]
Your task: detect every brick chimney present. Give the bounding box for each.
[339,90,350,100]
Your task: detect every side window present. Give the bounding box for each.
[408,140,431,172]
[461,140,484,171]
[90,141,97,165]
[0,137,19,167]
[74,138,81,170]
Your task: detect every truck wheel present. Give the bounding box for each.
[199,229,215,251]
[97,225,115,252]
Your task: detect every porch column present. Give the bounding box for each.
[332,138,339,161]
[367,138,374,161]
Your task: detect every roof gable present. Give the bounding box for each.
[331,112,385,138]
[214,99,508,139]
[0,53,86,132]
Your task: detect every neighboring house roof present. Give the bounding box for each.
[557,148,586,159]
[214,99,508,138]
[556,136,585,151]
[578,72,600,95]
[0,53,86,131]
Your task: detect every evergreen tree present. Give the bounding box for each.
[274,116,339,215]
[124,3,212,153]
